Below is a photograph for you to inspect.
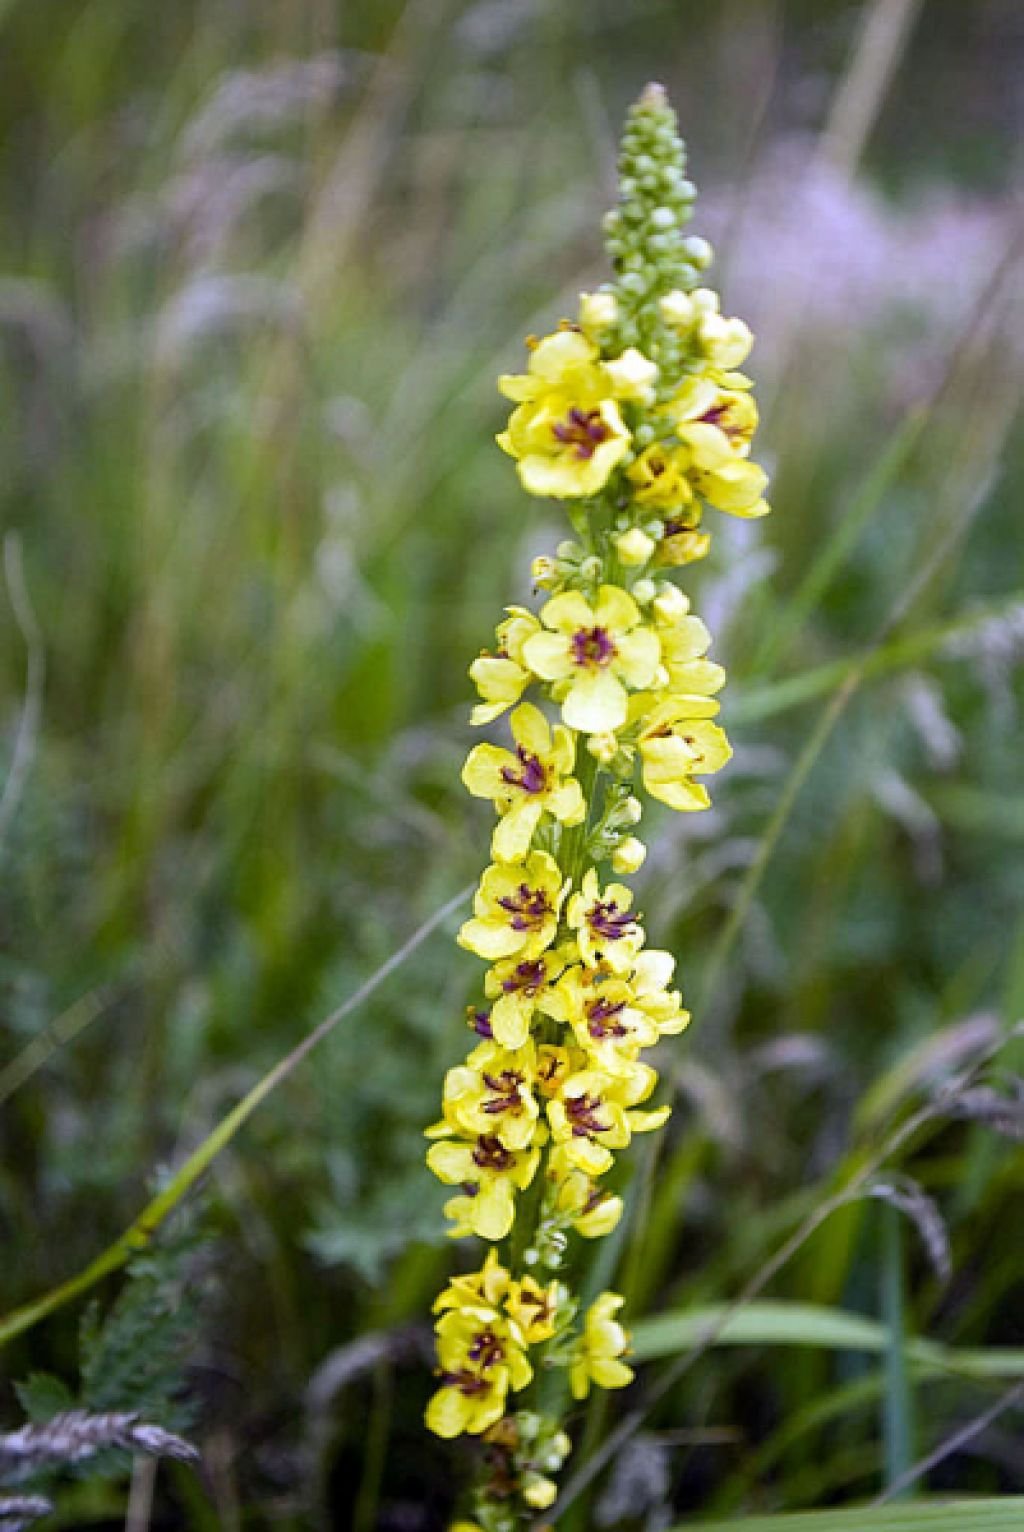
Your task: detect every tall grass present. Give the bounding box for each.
[1,2,1022,1527]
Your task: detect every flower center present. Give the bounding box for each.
[571,625,617,670]
[537,1048,566,1092]
[587,996,629,1039]
[566,1091,610,1137]
[497,883,552,930]
[587,900,635,943]
[699,400,745,443]
[502,959,547,996]
[552,406,612,460]
[473,1134,516,1172]
[481,1069,527,1116]
[500,746,548,795]
[468,1329,505,1368]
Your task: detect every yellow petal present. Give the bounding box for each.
[615,628,661,689]
[426,1387,473,1439]
[522,630,573,681]
[426,1141,475,1185]
[563,671,628,734]
[661,615,711,661]
[492,798,543,863]
[643,772,711,813]
[457,917,524,960]
[702,459,769,513]
[509,701,551,758]
[529,328,597,381]
[473,1179,516,1240]
[498,373,540,403]
[462,743,517,800]
[603,347,658,401]
[592,583,640,631]
[540,589,596,633]
[591,1357,634,1390]
[490,992,532,1049]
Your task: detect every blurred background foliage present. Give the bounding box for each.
[0,0,1022,1527]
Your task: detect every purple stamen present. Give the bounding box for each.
[552,406,612,460]
[497,883,552,931]
[470,1008,494,1038]
[588,900,636,942]
[481,1069,525,1115]
[499,745,548,795]
[473,1134,516,1172]
[571,625,616,669]
[587,996,629,1039]
[502,959,547,995]
[567,1091,610,1137]
[468,1330,505,1368]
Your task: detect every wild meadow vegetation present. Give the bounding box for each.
[1,2,1023,1528]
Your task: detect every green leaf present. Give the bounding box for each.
[672,1501,1024,1531]
[629,1299,1024,1380]
[12,1370,75,1423]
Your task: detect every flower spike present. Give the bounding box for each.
[425,83,772,1530]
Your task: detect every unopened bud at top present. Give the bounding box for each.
[659,289,695,329]
[578,290,618,336]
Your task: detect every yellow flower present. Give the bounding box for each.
[569,1292,634,1400]
[427,1133,542,1240]
[458,851,567,962]
[566,869,645,973]
[522,586,660,734]
[545,958,686,1074]
[462,703,585,863]
[438,1040,542,1152]
[427,1305,532,1438]
[505,1274,561,1344]
[497,330,631,498]
[536,1042,575,1098]
[654,607,726,697]
[433,1248,510,1316]
[482,946,569,1049]
[469,607,542,727]
[549,1146,625,1238]
[636,695,732,811]
[627,440,696,513]
[546,1060,668,1175]
[698,312,754,369]
[629,947,691,1035]
[695,455,770,519]
[658,516,711,567]
[667,374,769,519]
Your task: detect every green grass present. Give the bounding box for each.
[1,2,1023,1528]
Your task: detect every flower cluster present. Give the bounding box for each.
[425,85,771,1531]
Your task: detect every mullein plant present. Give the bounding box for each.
[424,84,770,1529]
